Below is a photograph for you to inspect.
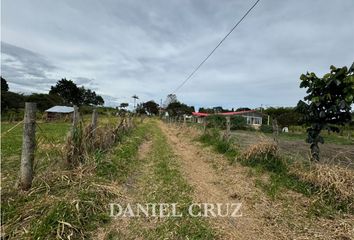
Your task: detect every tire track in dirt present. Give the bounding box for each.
[158,122,278,240]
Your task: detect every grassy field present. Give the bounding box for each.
[1,116,138,239]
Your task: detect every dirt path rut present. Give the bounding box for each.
[159,122,279,239]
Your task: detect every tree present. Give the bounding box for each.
[164,94,177,107]
[143,100,159,115]
[136,103,146,114]
[1,77,26,112]
[264,107,303,127]
[1,91,25,112]
[236,107,251,112]
[119,103,129,109]
[80,87,104,106]
[50,79,104,106]
[166,101,194,117]
[296,64,354,161]
[49,78,81,105]
[26,93,65,111]
[1,76,9,92]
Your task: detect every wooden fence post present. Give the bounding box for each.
[71,105,79,136]
[203,118,207,133]
[272,118,279,142]
[225,116,231,141]
[20,102,37,190]
[91,109,98,139]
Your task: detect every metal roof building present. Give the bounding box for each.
[45,106,74,113]
[45,106,74,120]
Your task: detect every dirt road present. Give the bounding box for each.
[159,122,354,240]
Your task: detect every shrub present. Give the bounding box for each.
[205,115,226,129]
[230,116,247,130]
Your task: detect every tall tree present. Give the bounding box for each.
[1,76,9,92]
[50,79,104,106]
[296,63,354,161]
[49,78,81,105]
[164,94,177,107]
[166,101,194,117]
[143,100,159,115]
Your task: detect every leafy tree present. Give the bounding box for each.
[79,87,104,106]
[119,103,129,109]
[296,64,354,161]
[236,107,251,112]
[166,101,194,117]
[26,93,65,111]
[1,76,9,92]
[264,107,303,127]
[49,78,82,105]
[136,103,146,114]
[1,91,25,112]
[198,107,214,114]
[164,94,177,107]
[143,100,159,115]
[1,77,25,112]
[50,78,104,106]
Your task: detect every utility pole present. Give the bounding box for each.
[132,95,139,110]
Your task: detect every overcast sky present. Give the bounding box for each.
[1,0,354,109]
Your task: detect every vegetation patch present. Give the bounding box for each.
[198,128,238,161]
[1,120,148,239]
[197,127,354,217]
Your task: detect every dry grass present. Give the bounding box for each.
[292,163,354,210]
[65,117,134,167]
[238,141,279,161]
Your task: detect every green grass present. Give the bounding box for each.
[96,123,150,182]
[198,128,239,161]
[269,131,354,145]
[1,118,149,239]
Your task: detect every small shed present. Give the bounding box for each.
[45,106,74,121]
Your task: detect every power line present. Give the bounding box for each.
[172,0,261,93]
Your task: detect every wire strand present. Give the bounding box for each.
[172,0,261,93]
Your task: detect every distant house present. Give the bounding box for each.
[192,110,264,126]
[45,106,74,121]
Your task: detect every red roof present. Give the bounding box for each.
[192,110,256,117]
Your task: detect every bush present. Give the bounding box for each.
[230,116,247,130]
[205,115,226,129]
[260,124,273,133]
[206,115,247,130]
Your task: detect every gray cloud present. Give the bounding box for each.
[1,0,354,108]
